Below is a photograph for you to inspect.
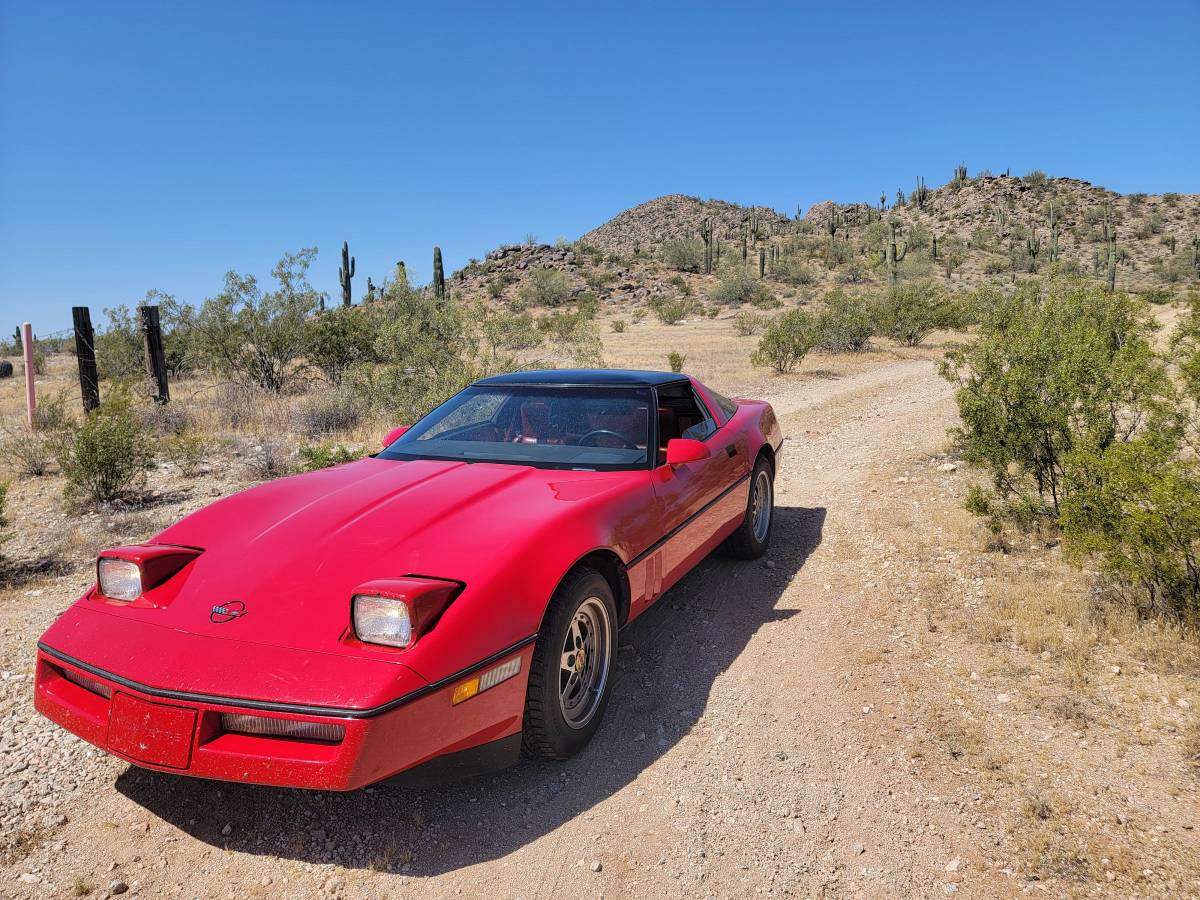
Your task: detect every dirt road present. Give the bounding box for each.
[0,354,1137,898]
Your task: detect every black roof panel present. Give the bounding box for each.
[474,368,687,387]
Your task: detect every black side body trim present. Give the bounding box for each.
[626,472,750,569]
[37,634,538,720]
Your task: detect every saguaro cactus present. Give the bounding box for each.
[913,176,929,210]
[339,241,355,307]
[1047,202,1060,262]
[1102,205,1118,292]
[758,247,766,278]
[884,221,908,287]
[952,161,968,187]
[699,217,714,274]
[432,246,446,302]
[1026,231,1042,273]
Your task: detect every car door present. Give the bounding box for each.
[649,382,748,590]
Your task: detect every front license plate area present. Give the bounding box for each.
[107,693,196,769]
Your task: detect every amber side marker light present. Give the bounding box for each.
[451,657,522,705]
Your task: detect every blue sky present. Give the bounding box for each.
[1,1,1197,334]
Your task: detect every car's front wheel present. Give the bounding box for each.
[522,568,616,759]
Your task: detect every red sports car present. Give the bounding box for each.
[35,369,782,790]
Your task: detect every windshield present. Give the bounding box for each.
[379,384,653,470]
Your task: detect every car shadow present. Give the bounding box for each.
[115,505,826,876]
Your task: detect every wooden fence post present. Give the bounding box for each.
[72,306,100,413]
[139,305,169,404]
[21,322,36,429]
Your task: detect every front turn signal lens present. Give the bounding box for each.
[451,679,480,705]
[451,657,521,705]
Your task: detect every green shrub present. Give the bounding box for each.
[771,255,815,286]
[942,279,1175,525]
[192,249,322,393]
[58,389,155,508]
[95,291,197,381]
[667,351,686,373]
[1061,439,1200,623]
[983,256,1009,275]
[649,295,695,325]
[709,265,771,306]
[662,239,706,273]
[667,274,693,297]
[610,318,627,334]
[751,308,816,373]
[298,443,362,471]
[874,280,961,346]
[813,291,874,352]
[518,268,573,307]
[733,311,765,336]
[836,259,872,285]
[304,306,380,384]
[162,431,211,477]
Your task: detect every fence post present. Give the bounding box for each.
[72,306,101,413]
[21,322,36,429]
[140,305,169,404]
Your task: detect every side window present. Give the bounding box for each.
[656,382,717,462]
[709,389,739,421]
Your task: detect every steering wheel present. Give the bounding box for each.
[578,429,638,450]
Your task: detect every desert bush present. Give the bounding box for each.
[33,391,71,432]
[298,443,362,471]
[821,238,854,268]
[58,388,155,508]
[771,254,815,286]
[733,311,765,336]
[611,318,627,333]
[836,259,872,285]
[518,268,573,307]
[710,265,771,306]
[162,432,211,477]
[191,249,321,393]
[244,437,295,480]
[479,309,542,370]
[486,273,516,298]
[141,402,191,437]
[0,428,56,476]
[292,388,361,438]
[661,239,706,273]
[874,280,961,346]
[649,295,695,325]
[942,279,1196,621]
[812,291,874,352]
[751,308,816,374]
[667,351,686,373]
[95,291,197,381]
[354,287,477,423]
[1061,439,1200,623]
[983,256,1009,275]
[941,235,968,279]
[304,306,381,384]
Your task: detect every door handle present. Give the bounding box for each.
[725,444,737,458]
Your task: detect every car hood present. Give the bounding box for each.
[48,458,630,671]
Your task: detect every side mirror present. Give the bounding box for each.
[665,438,711,467]
[381,425,408,449]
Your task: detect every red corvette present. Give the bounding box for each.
[35,370,782,790]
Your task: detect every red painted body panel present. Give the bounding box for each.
[34,374,783,789]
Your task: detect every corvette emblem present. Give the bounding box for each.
[210,601,247,623]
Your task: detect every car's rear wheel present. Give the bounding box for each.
[722,456,775,559]
[522,568,617,759]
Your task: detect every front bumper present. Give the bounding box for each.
[34,643,533,791]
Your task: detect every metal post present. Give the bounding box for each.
[72,306,101,413]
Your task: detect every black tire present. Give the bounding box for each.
[722,456,775,559]
[522,568,618,760]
